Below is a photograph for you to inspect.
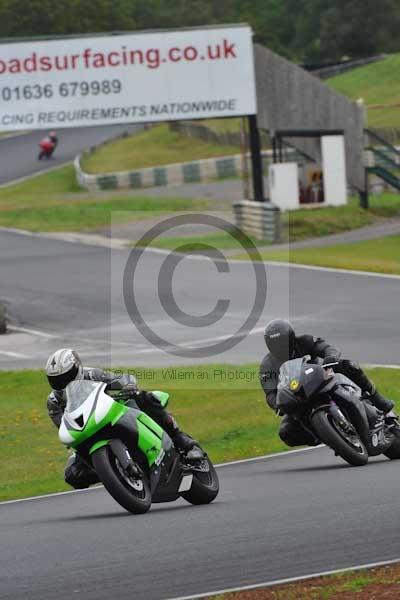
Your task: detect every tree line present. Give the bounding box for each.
[0,0,399,62]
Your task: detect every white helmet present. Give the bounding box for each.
[45,348,83,390]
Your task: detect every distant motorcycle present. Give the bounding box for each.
[59,380,219,514]
[38,137,56,160]
[276,356,400,467]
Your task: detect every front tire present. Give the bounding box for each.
[182,458,219,505]
[311,409,368,467]
[92,446,151,514]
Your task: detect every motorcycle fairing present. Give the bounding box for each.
[59,380,168,467]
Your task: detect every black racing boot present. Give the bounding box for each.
[139,392,205,460]
[369,388,394,414]
[154,412,196,452]
[339,362,394,414]
[171,430,196,452]
[367,388,398,430]
[384,410,400,431]
[64,454,100,489]
[151,406,204,459]
[170,430,205,462]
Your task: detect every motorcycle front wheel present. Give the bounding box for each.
[92,446,151,514]
[311,409,368,467]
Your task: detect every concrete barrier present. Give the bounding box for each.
[74,147,308,192]
[233,200,281,242]
[75,153,246,192]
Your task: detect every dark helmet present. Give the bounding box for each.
[264,319,296,361]
[45,348,83,390]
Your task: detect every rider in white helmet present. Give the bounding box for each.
[46,348,202,489]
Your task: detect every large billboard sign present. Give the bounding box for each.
[0,26,256,131]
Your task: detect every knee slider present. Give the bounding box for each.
[64,464,80,486]
[64,459,88,489]
[279,423,298,446]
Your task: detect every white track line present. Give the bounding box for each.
[0,485,104,506]
[112,245,400,279]
[2,226,400,280]
[215,445,324,468]
[133,326,268,355]
[169,557,400,600]
[134,247,400,280]
[0,351,31,359]
[7,325,56,339]
[0,446,322,506]
[261,260,400,280]
[104,243,400,279]
[364,363,400,369]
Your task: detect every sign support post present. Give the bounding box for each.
[248,114,265,202]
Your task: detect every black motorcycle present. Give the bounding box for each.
[276,356,400,467]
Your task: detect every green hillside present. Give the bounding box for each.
[197,55,400,137]
[328,54,400,128]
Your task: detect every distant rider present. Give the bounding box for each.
[259,319,397,447]
[46,348,202,489]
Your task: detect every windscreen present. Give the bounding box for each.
[278,358,304,389]
[65,380,102,412]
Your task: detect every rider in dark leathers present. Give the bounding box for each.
[47,352,200,489]
[259,319,395,447]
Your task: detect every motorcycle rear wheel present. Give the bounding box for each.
[311,409,368,467]
[92,446,151,514]
[182,457,219,505]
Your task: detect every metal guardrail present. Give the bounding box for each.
[365,129,400,157]
[367,147,399,171]
[367,166,400,191]
[365,129,400,193]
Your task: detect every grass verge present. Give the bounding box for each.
[0,165,210,231]
[131,194,400,254]
[0,365,399,502]
[236,235,400,276]
[0,155,399,235]
[286,194,400,241]
[207,563,400,599]
[81,123,239,174]
[328,54,400,129]
[200,117,243,134]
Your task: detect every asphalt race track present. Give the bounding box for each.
[2,447,400,600]
[1,229,399,369]
[0,124,140,185]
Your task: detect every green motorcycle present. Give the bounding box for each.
[59,380,219,514]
